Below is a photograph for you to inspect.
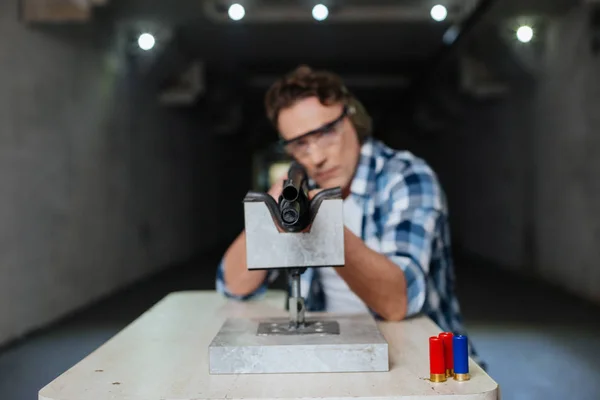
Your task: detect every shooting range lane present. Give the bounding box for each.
[39,291,498,400]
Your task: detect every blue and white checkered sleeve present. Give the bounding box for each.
[215,257,280,301]
[378,160,443,318]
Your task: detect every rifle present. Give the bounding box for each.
[278,162,310,232]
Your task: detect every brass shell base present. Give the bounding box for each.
[430,373,447,383]
[454,373,470,381]
[446,368,454,377]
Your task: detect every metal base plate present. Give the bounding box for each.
[209,314,389,374]
[257,320,340,336]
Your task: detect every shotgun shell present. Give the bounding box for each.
[453,335,470,381]
[439,332,454,377]
[429,336,446,382]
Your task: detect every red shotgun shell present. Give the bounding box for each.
[429,336,446,382]
[439,332,454,377]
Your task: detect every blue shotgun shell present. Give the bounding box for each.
[453,335,469,377]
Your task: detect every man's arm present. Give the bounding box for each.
[216,232,280,299]
[217,176,286,298]
[221,231,269,296]
[335,228,409,320]
[335,161,443,321]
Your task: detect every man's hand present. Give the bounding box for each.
[267,174,288,233]
[268,173,287,200]
[308,189,323,200]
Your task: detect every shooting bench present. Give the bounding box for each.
[38,291,500,400]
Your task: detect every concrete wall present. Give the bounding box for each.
[533,5,600,303]
[455,86,535,273]
[0,0,224,346]
[425,4,600,304]
[384,88,535,274]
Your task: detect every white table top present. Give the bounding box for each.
[39,291,499,400]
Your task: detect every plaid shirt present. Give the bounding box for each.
[216,137,484,368]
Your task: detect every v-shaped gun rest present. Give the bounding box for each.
[243,187,345,270]
[243,187,345,330]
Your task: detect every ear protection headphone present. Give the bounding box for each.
[340,85,373,143]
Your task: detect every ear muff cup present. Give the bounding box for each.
[344,91,373,142]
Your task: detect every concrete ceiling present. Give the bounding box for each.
[112,0,580,107]
[155,0,577,68]
[110,0,580,60]
[101,0,582,136]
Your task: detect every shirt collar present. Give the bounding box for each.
[349,137,380,197]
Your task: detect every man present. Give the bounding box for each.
[216,65,483,366]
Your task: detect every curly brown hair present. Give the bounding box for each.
[264,65,372,143]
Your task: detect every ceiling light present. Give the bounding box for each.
[312,4,329,21]
[228,3,245,21]
[137,33,155,50]
[516,25,533,43]
[431,5,447,22]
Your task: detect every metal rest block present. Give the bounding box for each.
[208,314,389,374]
[243,196,345,270]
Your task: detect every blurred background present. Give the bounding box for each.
[1,0,600,398]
